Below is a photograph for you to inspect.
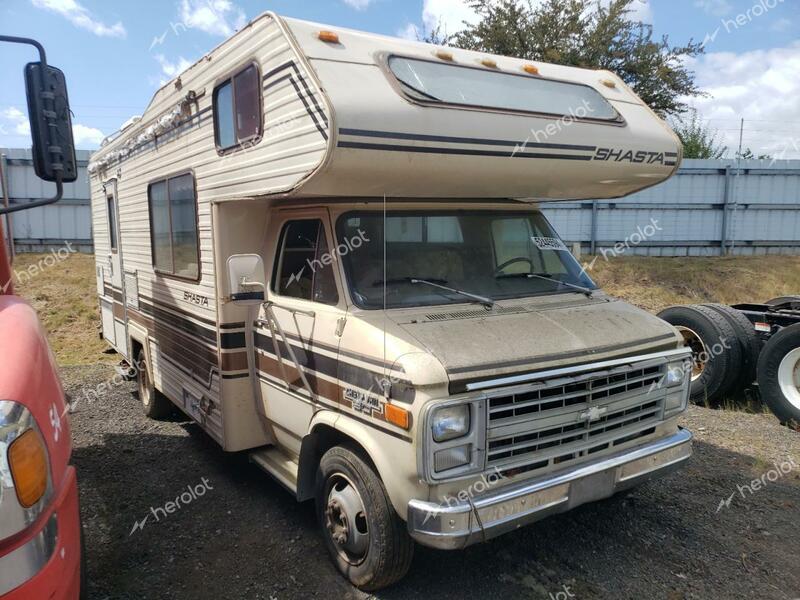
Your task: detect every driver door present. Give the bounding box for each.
[254,209,345,456]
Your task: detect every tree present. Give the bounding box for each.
[669,109,727,159]
[738,148,772,160]
[434,0,706,117]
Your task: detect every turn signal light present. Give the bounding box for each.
[522,64,539,75]
[8,429,48,507]
[385,404,410,430]
[318,30,340,43]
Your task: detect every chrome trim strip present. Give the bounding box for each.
[464,348,691,391]
[0,513,58,595]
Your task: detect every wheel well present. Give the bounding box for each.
[296,424,378,502]
[129,338,144,374]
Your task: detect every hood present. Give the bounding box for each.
[389,293,681,391]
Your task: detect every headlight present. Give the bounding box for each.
[665,362,689,388]
[0,400,53,539]
[431,404,470,442]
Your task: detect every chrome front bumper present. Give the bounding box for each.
[407,428,692,550]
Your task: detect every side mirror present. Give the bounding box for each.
[226,254,266,304]
[24,61,77,183]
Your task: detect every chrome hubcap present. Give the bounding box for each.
[324,475,369,564]
[778,347,800,410]
[676,326,708,382]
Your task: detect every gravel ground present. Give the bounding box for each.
[62,364,800,600]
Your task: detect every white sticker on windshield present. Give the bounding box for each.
[531,236,568,251]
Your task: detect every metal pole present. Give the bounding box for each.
[590,201,598,255]
[0,154,13,260]
[737,118,744,158]
[721,165,731,256]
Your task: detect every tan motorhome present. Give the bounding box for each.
[89,13,693,590]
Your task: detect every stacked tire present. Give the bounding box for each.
[657,304,760,405]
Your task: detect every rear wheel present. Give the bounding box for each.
[136,349,172,419]
[757,323,800,425]
[703,304,761,392]
[315,446,413,591]
[658,305,742,405]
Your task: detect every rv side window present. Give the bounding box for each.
[272,220,338,305]
[213,64,262,151]
[147,173,199,280]
[387,56,619,121]
[106,195,117,252]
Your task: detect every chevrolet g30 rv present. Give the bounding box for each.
[89,13,692,590]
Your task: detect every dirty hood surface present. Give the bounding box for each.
[391,294,680,389]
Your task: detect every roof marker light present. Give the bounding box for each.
[318,30,340,43]
[480,58,498,68]
[522,64,539,75]
[435,50,454,61]
[601,78,617,88]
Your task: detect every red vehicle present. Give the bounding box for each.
[0,36,84,598]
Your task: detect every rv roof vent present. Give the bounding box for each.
[424,305,527,322]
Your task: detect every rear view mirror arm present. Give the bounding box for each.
[0,35,65,216]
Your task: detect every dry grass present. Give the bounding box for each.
[10,251,112,366]
[8,251,800,366]
[588,254,800,314]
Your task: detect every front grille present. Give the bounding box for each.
[483,360,667,476]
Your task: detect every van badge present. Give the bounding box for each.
[579,406,607,423]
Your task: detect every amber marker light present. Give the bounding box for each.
[318,30,340,43]
[435,50,454,61]
[8,429,48,508]
[480,58,497,68]
[385,404,410,430]
[522,64,539,75]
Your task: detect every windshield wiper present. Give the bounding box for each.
[496,272,595,298]
[374,277,495,308]
[410,278,496,308]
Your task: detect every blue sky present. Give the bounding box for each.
[2,0,799,157]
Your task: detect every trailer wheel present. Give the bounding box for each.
[657,305,742,405]
[315,446,413,591]
[757,323,800,425]
[136,349,172,419]
[703,304,761,391]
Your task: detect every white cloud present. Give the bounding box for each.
[694,0,733,16]
[771,17,792,32]
[178,0,246,37]
[154,54,194,85]
[30,0,126,38]
[397,22,421,41]
[72,124,105,147]
[1,107,31,136]
[684,42,800,158]
[624,0,653,24]
[342,0,373,10]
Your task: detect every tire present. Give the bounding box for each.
[315,446,414,591]
[657,305,743,405]
[136,349,173,419]
[757,323,800,425]
[702,304,761,391]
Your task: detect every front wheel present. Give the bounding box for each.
[315,446,414,591]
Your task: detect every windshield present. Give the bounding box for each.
[388,56,619,121]
[337,210,597,310]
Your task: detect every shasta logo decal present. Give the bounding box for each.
[593,148,670,164]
